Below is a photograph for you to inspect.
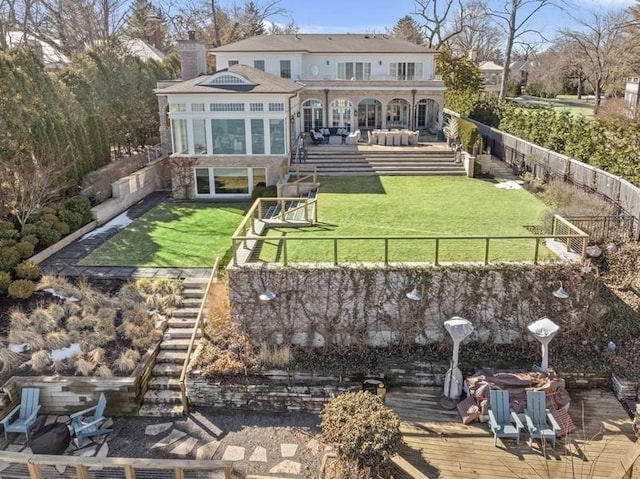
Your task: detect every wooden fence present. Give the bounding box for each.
[0,451,233,479]
[457,115,640,240]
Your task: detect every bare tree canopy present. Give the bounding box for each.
[560,9,633,111]
[446,0,503,61]
[486,0,567,100]
[412,0,466,49]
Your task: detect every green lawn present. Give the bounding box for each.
[80,202,249,267]
[528,95,595,117]
[258,176,552,263]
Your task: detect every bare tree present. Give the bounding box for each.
[561,9,632,111]
[446,0,502,61]
[412,0,466,49]
[486,0,567,101]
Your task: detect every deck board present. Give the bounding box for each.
[386,386,635,479]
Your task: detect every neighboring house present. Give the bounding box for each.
[625,77,639,117]
[5,31,69,70]
[121,36,165,63]
[478,61,503,95]
[156,33,445,200]
[509,60,536,86]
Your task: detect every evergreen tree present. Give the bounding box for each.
[124,0,157,40]
[241,1,266,39]
[390,15,424,44]
[437,46,484,92]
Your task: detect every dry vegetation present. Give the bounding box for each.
[0,276,181,378]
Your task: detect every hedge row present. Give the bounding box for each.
[0,195,92,298]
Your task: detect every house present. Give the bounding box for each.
[509,60,536,86]
[156,33,445,199]
[624,77,639,117]
[478,61,503,95]
[5,31,69,71]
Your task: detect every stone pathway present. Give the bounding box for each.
[1,411,325,477]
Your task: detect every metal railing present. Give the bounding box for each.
[0,450,233,479]
[179,256,220,413]
[231,214,588,266]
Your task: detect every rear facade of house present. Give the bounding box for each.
[156,33,445,200]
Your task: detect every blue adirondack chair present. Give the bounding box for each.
[70,393,112,447]
[524,391,561,448]
[0,388,41,441]
[488,389,524,447]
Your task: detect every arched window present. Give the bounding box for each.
[302,99,324,130]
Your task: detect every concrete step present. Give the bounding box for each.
[164,328,201,340]
[143,389,182,404]
[167,318,198,328]
[171,308,200,318]
[183,277,211,288]
[156,350,188,363]
[183,288,205,299]
[152,363,183,377]
[180,298,203,308]
[148,377,182,390]
[138,403,184,417]
[160,338,191,350]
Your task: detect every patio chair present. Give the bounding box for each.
[70,393,112,447]
[0,388,41,441]
[309,129,326,145]
[488,389,524,447]
[524,391,560,449]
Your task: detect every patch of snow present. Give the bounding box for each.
[43,288,80,302]
[494,180,523,190]
[81,211,134,239]
[8,343,28,353]
[50,343,81,362]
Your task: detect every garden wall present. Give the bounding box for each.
[227,263,602,350]
[0,339,161,418]
[92,157,169,225]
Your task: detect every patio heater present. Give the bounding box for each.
[441,317,474,409]
[527,317,560,373]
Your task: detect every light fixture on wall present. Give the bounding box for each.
[326,60,330,65]
[406,286,422,301]
[259,289,277,301]
[296,111,301,118]
[378,60,382,66]
[552,281,569,299]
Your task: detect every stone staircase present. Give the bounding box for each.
[298,148,465,176]
[138,277,209,417]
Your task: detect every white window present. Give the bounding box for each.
[169,103,186,112]
[228,60,239,66]
[254,60,265,71]
[250,103,264,112]
[194,167,266,197]
[390,62,423,80]
[268,103,284,112]
[337,62,371,80]
[280,60,291,79]
[191,103,205,112]
[171,119,188,154]
[192,119,207,155]
[210,103,245,112]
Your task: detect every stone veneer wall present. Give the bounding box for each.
[227,263,602,349]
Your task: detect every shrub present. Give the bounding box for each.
[51,220,70,236]
[30,306,58,333]
[94,364,113,378]
[33,224,61,247]
[9,308,31,330]
[8,326,44,350]
[458,118,481,154]
[15,241,35,259]
[20,224,38,238]
[113,351,137,373]
[15,261,40,281]
[0,272,11,294]
[0,247,21,272]
[0,347,24,373]
[0,221,18,240]
[63,195,93,229]
[31,350,51,372]
[88,347,105,364]
[8,279,36,299]
[45,331,72,349]
[321,390,402,475]
[251,184,277,201]
[75,357,95,376]
[20,234,38,247]
[47,303,65,322]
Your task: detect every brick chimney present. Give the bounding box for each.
[146,13,163,50]
[178,31,207,81]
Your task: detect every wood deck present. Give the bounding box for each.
[386,386,636,479]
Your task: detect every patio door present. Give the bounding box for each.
[357,100,377,129]
[415,102,427,129]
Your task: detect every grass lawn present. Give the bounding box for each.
[80,202,249,267]
[258,176,552,263]
[527,95,595,117]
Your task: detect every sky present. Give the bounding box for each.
[274,0,637,39]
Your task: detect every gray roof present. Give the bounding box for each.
[157,64,305,95]
[211,34,437,54]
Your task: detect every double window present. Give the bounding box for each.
[194,167,266,196]
[280,60,291,79]
[337,62,371,80]
[390,62,423,80]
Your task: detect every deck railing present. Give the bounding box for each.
[231,213,588,266]
[608,441,640,479]
[0,451,233,479]
[288,165,318,196]
[179,256,219,413]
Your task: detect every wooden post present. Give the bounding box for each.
[174,466,185,479]
[434,239,440,266]
[333,239,338,266]
[534,238,540,265]
[283,240,288,266]
[124,465,136,479]
[75,464,89,479]
[27,463,42,479]
[384,239,389,266]
[484,238,490,265]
